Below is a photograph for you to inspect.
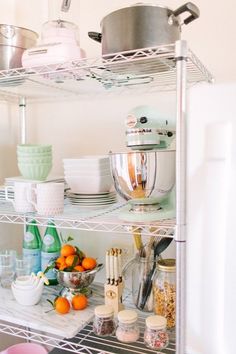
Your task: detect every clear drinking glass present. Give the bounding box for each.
[15,257,32,277]
[0,250,16,288]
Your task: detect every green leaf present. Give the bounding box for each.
[47,299,55,308]
[43,260,56,274]
[75,246,84,260]
[67,236,74,242]
[71,255,79,268]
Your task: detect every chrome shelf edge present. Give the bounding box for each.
[0,202,175,237]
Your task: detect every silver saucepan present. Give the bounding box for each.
[88,2,199,56]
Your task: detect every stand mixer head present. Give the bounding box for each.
[125,105,175,150]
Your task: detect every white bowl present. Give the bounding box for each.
[64,169,111,176]
[11,281,44,306]
[63,156,110,168]
[65,175,113,194]
[14,275,33,285]
[13,278,40,291]
[15,275,38,284]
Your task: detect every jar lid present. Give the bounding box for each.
[157,258,176,272]
[118,310,138,324]
[94,305,114,318]
[146,315,167,330]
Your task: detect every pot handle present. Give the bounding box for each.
[88,31,102,43]
[173,2,200,25]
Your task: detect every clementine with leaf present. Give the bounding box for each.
[82,257,97,270]
[65,255,80,267]
[61,244,76,257]
[73,265,85,272]
[55,256,66,269]
[72,294,88,310]
[55,297,70,314]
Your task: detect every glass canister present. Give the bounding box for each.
[153,258,176,330]
[144,315,169,350]
[93,305,115,337]
[116,310,140,343]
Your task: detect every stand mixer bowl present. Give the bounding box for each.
[109,150,175,212]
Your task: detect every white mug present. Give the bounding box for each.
[5,182,36,213]
[27,182,64,216]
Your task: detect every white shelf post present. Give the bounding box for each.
[175,40,188,354]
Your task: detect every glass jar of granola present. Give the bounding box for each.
[153,258,176,330]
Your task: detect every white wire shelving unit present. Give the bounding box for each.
[0,200,175,237]
[0,284,175,354]
[0,41,213,354]
[0,43,213,102]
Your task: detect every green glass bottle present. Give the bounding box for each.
[41,221,61,285]
[23,220,42,274]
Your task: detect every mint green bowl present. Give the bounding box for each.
[18,163,52,181]
[17,144,52,154]
[17,156,52,164]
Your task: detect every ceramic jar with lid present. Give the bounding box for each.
[116,309,140,343]
[144,315,169,350]
[93,305,115,337]
[153,258,176,330]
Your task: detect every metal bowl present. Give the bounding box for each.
[0,24,38,70]
[109,150,175,204]
[55,264,103,290]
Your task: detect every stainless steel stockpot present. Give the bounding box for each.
[88,2,199,55]
[0,24,38,70]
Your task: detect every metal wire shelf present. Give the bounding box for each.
[0,284,175,354]
[0,43,213,102]
[0,201,175,237]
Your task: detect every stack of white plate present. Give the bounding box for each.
[63,156,114,194]
[66,191,117,207]
[0,185,14,201]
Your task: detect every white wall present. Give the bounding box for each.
[186,83,236,354]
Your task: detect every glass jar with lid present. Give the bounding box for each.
[116,309,140,343]
[93,305,115,337]
[153,258,176,330]
[144,315,169,350]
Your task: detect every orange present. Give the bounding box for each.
[61,244,76,258]
[58,262,67,271]
[73,265,85,272]
[65,254,80,267]
[55,297,70,314]
[82,257,97,270]
[55,256,66,269]
[72,294,88,310]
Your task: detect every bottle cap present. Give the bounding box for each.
[146,315,167,330]
[94,305,114,318]
[157,258,176,272]
[118,310,138,324]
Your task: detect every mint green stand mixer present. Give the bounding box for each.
[110,105,176,222]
